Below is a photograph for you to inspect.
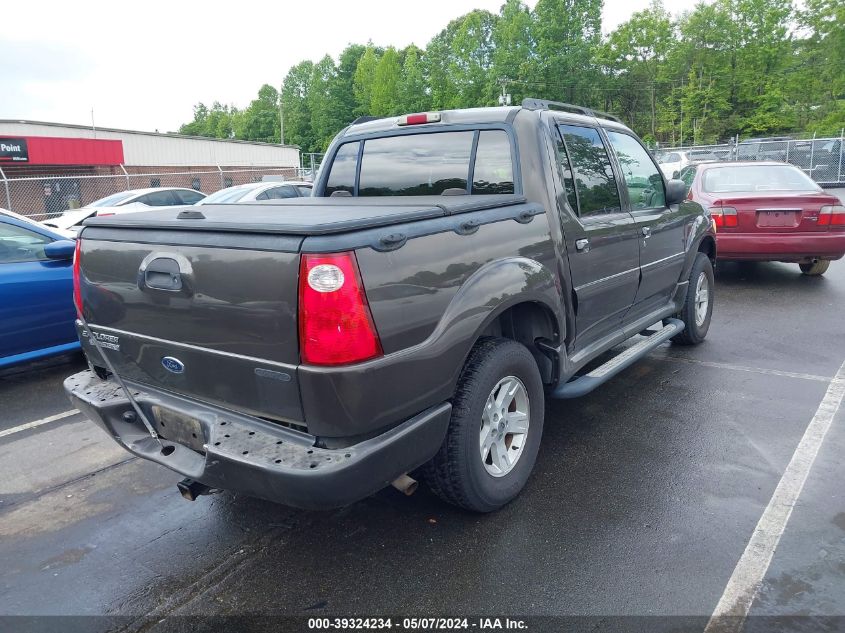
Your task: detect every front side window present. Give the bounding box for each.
[606,131,666,210]
[0,222,52,263]
[325,141,360,196]
[557,124,621,216]
[679,165,697,192]
[359,132,474,196]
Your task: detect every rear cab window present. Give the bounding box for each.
[323,129,516,197]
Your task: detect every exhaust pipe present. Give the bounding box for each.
[391,474,418,496]
[177,478,212,501]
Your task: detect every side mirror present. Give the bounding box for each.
[665,179,687,206]
[672,170,680,179]
[44,239,77,260]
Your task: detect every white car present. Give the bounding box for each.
[656,150,719,179]
[41,187,207,235]
[196,181,312,204]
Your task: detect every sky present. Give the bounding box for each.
[0,0,700,133]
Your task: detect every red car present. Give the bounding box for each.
[681,161,845,275]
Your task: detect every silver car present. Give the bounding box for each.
[196,181,312,205]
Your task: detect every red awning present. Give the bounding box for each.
[0,135,124,166]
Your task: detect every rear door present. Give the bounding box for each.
[553,123,640,352]
[605,130,686,319]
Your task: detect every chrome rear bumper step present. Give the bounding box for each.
[551,318,685,399]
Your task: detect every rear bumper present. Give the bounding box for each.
[716,232,845,261]
[64,370,451,509]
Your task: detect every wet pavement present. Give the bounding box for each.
[2,227,844,631]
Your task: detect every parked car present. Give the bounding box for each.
[735,137,792,162]
[0,214,79,368]
[42,188,207,235]
[65,100,716,512]
[196,181,312,204]
[789,139,843,184]
[682,161,845,275]
[656,149,720,178]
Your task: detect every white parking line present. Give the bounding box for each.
[0,409,80,439]
[704,358,845,633]
[657,355,832,383]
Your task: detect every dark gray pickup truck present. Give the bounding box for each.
[65,99,716,512]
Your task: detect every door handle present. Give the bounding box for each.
[641,226,652,238]
[575,238,590,252]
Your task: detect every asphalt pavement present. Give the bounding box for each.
[2,200,844,632]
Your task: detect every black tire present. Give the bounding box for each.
[671,252,714,346]
[799,260,830,276]
[423,337,544,512]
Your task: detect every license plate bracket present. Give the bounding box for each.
[151,405,206,452]
[757,210,800,228]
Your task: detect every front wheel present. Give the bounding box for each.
[423,337,544,512]
[799,260,830,276]
[671,253,714,346]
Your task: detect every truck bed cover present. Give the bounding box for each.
[82,194,528,236]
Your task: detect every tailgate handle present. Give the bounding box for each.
[142,257,184,292]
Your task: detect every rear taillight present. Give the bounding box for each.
[397,112,441,126]
[95,211,115,217]
[819,205,845,226]
[709,206,738,228]
[72,239,83,318]
[298,252,382,366]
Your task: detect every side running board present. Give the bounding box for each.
[551,318,685,399]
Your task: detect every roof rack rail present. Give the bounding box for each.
[521,98,622,124]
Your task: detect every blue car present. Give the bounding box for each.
[0,214,80,368]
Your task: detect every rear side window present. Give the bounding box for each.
[472,131,514,194]
[325,141,360,196]
[138,190,178,206]
[557,124,621,216]
[359,132,473,196]
[175,190,205,205]
[256,185,298,200]
[295,185,312,196]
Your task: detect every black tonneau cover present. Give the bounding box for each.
[82,194,527,236]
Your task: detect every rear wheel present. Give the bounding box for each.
[671,253,714,346]
[423,337,544,512]
[799,260,830,276]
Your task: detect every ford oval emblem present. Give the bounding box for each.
[161,356,185,374]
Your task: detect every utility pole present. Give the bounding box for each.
[279,83,284,145]
[497,78,512,106]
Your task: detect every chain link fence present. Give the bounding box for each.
[653,133,845,186]
[0,165,312,220]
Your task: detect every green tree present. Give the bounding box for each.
[371,47,402,116]
[353,46,380,115]
[398,45,430,113]
[281,60,315,151]
[234,84,281,142]
[426,10,498,110]
[531,0,603,104]
[309,55,341,151]
[491,0,535,104]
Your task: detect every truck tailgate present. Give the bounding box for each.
[78,227,304,424]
